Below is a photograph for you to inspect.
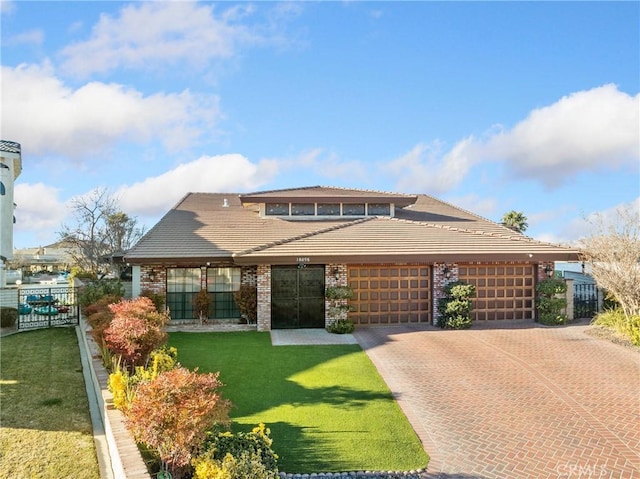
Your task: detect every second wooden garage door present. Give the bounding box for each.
[348,265,431,325]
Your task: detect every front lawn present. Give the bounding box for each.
[0,328,100,479]
[169,331,428,474]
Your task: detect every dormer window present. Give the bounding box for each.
[291,203,315,216]
[317,203,341,216]
[343,203,365,216]
[266,203,290,215]
[368,203,390,215]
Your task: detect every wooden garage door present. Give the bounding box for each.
[458,263,535,320]
[348,265,431,325]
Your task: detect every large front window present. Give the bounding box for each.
[166,268,201,320]
[207,267,241,319]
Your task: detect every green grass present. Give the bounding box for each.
[0,328,100,479]
[169,331,428,473]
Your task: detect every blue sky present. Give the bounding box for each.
[2,1,638,250]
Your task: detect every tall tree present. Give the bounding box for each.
[58,188,144,276]
[501,210,528,233]
[579,203,640,320]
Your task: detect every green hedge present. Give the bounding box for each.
[0,307,18,327]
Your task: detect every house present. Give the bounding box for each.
[124,186,580,330]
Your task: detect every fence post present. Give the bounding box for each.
[564,278,574,321]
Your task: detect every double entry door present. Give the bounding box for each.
[271,265,325,329]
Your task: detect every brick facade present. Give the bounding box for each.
[256,265,271,331]
[432,263,457,325]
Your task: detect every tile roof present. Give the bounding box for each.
[125,187,579,264]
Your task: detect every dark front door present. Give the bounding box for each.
[272,265,325,329]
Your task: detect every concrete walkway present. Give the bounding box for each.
[271,328,358,346]
[354,321,640,479]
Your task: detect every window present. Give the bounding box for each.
[317,203,341,215]
[367,203,390,215]
[266,203,289,215]
[166,268,201,320]
[207,267,241,318]
[342,203,365,215]
[291,203,315,216]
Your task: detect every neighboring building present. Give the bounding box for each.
[12,242,75,277]
[0,140,22,289]
[125,186,580,330]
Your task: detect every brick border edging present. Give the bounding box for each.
[77,318,151,479]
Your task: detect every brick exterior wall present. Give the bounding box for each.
[241,266,258,286]
[256,265,271,331]
[537,261,555,282]
[325,263,348,327]
[432,263,458,325]
[140,264,167,299]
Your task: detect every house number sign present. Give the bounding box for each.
[296,257,311,263]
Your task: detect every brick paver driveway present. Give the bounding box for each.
[354,320,640,479]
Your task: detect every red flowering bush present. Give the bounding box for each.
[125,367,231,478]
[103,297,169,368]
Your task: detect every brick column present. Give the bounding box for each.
[325,263,348,328]
[432,263,457,326]
[256,265,271,331]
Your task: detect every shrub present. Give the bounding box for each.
[194,289,211,322]
[140,288,165,312]
[84,295,120,345]
[326,318,355,334]
[593,308,640,347]
[78,279,124,308]
[193,451,278,479]
[103,297,169,368]
[194,424,278,479]
[437,281,476,329]
[325,286,354,327]
[234,285,257,324]
[0,307,18,328]
[109,346,179,410]
[125,367,232,478]
[536,278,568,326]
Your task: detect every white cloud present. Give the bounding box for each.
[445,193,497,220]
[381,85,638,195]
[384,138,478,193]
[484,85,639,187]
[1,63,220,158]
[59,2,266,77]
[13,183,68,239]
[0,0,15,15]
[117,154,279,216]
[5,28,44,46]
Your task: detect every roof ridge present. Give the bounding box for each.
[413,193,520,232]
[240,185,416,198]
[240,185,322,196]
[316,185,417,197]
[382,216,557,245]
[234,217,374,256]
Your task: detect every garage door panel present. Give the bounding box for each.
[349,264,431,325]
[459,263,535,321]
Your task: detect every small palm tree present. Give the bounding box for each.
[501,210,528,233]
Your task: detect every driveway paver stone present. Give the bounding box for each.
[354,320,640,479]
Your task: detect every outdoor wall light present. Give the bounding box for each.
[149,269,156,281]
[332,267,340,279]
[443,267,451,279]
[544,265,554,278]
